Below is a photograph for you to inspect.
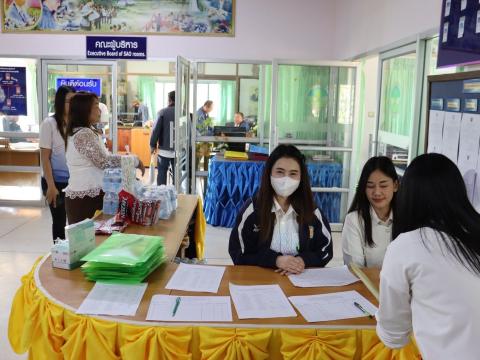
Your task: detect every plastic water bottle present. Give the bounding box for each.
[102,192,119,215]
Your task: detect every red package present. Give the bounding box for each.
[117,190,161,226]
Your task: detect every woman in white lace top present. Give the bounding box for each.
[64,92,144,224]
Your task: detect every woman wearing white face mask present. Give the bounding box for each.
[229,145,333,273]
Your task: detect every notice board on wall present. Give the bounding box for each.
[438,0,480,67]
[426,70,480,210]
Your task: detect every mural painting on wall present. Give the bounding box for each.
[2,0,234,35]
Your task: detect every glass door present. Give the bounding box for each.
[271,60,359,226]
[41,60,118,152]
[175,56,191,194]
[0,57,42,205]
[375,44,418,174]
[190,60,271,195]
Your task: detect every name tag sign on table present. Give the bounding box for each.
[86,36,147,60]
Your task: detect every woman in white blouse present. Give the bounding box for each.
[64,92,144,224]
[342,156,398,267]
[376,153,480,360]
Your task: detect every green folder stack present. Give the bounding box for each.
[80,233,165,284]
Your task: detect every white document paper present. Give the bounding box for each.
[77,282,147,316]
[458,114,480,201]
[165,263,226,293]
[441,112,462,164]
[146,295,232,322]
[288,266,360,288]
[289,290,378,323]
[428,110,445,153]
[229,283,297,319]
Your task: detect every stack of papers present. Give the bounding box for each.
[229,283,297,319]
[165,263,226,293]
[77,282,147,316]
[288,266,359,287]
[289,290,378,322]
[224,151,249,160]
[80,233,165,283]
[146,295,232,322]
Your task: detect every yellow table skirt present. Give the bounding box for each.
[9,259,421,360]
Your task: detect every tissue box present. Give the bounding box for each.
[52,219,96,270]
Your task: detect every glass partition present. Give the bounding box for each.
[273,64,355,147]
[271,61,358,224]
[115,60,175,167]
[376,51,417,170]
[191,61,271,195]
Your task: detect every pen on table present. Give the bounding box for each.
[172,297,181,317]
[353,301,374,319]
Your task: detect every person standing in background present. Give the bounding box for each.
[196,100,214,175]
[196,100,213,136]
[150,91,175,185]
[132,97,150,126]
[39,85,76,240]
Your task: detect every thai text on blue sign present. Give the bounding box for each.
[56,78,102,97]
[0,66,27,116]
[86,36,147,60]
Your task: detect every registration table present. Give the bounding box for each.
[8,195,420,359]
[94,194,204,261]
[204,157,343,228]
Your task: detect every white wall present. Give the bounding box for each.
[333,0,442,60]
[0,0,335,61]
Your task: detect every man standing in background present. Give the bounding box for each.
[150,91,175,185]
[196,100,213,136]
[132,97,150,126]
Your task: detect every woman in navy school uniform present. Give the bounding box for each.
[229,144,333,274]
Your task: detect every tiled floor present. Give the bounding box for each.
[0,205,343,359]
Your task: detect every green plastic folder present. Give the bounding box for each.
[80,233,165,283]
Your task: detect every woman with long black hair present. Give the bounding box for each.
[39,85,76,240]
[229,144,332,274]
[376,153,480,359]
[342,156,399,267]
[64,92,144,224]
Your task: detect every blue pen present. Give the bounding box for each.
[172,297,181,317]
[354,301,373,319]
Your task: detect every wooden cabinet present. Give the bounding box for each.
[117,128,131,153]
[0,148,40,166]
[131,128,152,165]
[106,127,152,165]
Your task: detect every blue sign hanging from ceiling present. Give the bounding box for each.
[86,36,147,60]
[56,78,102,97]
